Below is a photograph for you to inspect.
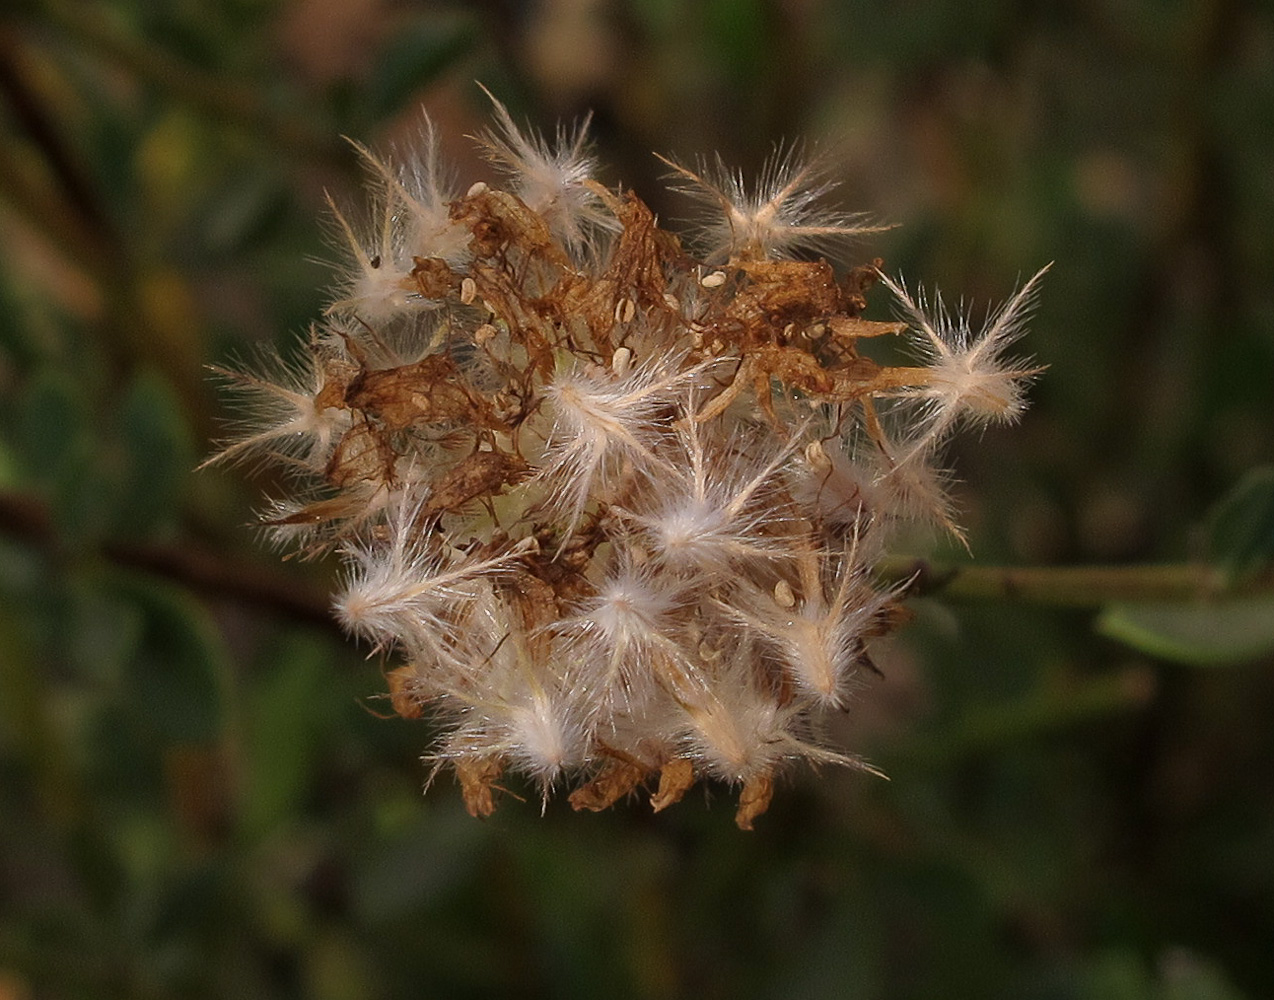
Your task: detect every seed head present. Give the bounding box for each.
[204,88,1046,828]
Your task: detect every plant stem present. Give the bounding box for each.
[878,556,1269,607]
[0,491,337,632]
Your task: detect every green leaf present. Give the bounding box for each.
[1207,466,1274,582]
[113,369,195,537]
[15,369,110,542]
[0,604,82,823]
[66,577,146,685]
[113,573,230,743]
[15,369,91,484]
[239,633,334,838]
[1097,595,1274,666]
[0,264,39,371]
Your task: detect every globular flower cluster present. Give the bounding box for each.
[207,93,1046,828]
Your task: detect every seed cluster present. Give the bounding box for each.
[207,95,1045,828]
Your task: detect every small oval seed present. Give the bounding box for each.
[804,440,832,472]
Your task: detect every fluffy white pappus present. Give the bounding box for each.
[333,494,525,650]
[436,608,590,797]
[560,554,692,709]
[874,451,963,541]
[876,265,1050,453]
[534,353,704,530]
[324,197,422,326]
[797,429,958,539]
[504,686,587,788]
[724,549,893,709]
[325,124,470,323]
[439,696,583,804]
[200,343,352,473]
[254,477,398,554]
[659,145,891,263]
[670,650,847,783]
[791,435,879,532]
[626,417,799,576]
[372,119,471,260]
[476,86,617,257]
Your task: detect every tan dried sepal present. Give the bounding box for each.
[344,355,489,431]
[325,422,396,490]
[568,760,647,812]
[724,259,844,332]
[385,665,423,719]
[408,255,460,299]
[456,757,504,818]
[557,188,686,358]
[421,450,530,519]
[650,758,695,813]
[734,773,775,831]
[827,315,906,341]
[450,185,570,268]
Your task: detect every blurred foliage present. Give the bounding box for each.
[1,1,1272,998]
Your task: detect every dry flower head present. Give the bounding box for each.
[205,91,1047,829]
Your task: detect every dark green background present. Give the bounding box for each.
[1,1,1272,997]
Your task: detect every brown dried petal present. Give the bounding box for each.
[421,450,530,519]
[842,259,886,313]
[314,356,359,411]
[326,422,395,489]
[650,758,695,813]
[730,259,843,329]
[827,315,906,341]
[409,256,459,299]
[501,570,561,661]
[386,664,423,719]
[568,760,647,812]
[735,773,775,831]
[345,355,485,430]
[450,187,569,267]
[456,757,504,818]
[556,190,686,357]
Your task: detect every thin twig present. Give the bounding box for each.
[0,490,337,633]
[878,556,1270,607]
